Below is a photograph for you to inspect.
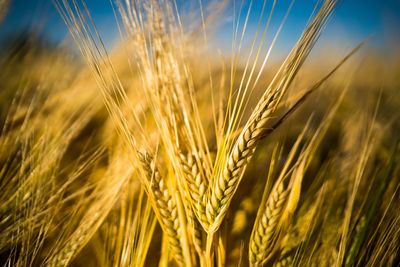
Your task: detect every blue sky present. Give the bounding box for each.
[0,0,399,51]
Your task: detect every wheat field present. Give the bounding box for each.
[0,0,399,266]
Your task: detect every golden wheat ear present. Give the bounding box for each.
[136,151,186,265]
[344,141,399,267]
[46,151,131,267]
[206,0,338,233]
[249,83,348,266]
[249,124,309,266]
[179,152,208,247]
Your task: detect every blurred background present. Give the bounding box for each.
[1,0,399,54]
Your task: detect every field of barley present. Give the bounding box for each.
[0,0,399,266]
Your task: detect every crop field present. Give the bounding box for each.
[0,0,399,266]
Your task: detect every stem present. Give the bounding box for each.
[205,232,215,267]
[175,191,193,267]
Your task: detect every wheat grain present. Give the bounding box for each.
[273,254,294,267]
[179,152,209,229]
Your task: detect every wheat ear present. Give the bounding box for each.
[206,0,337,231]
[48,211,102,267]
[249,180,290,266]
[181,189,204,254]
[272,244,300,267]
[179,152,209,227]
[137,151,184,265]
[273,255,294,267]
[249,118,313,266]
